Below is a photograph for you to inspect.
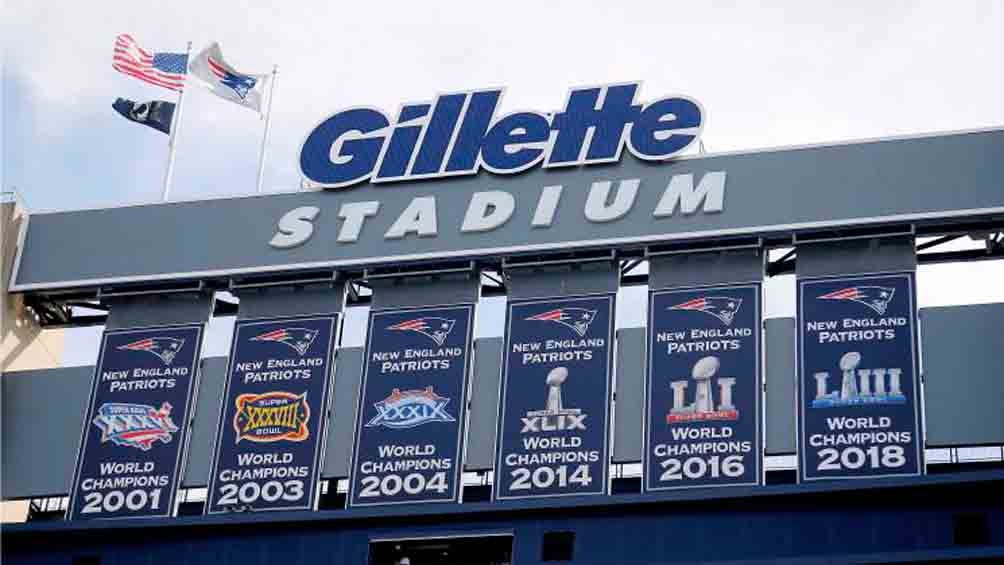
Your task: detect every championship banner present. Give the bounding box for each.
[797,272,923,481]
[67,324,204,520]
[494,294,614,500]
[644,284,761,492]
[349,305,473,507]
[206,314,338,513]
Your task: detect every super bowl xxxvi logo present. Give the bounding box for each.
[116,337,185,365]
[387,317,456,346]
[525,308,597,337]
[817,286,895,315]
[250,327,319,356]
[365,387,455,429]
[670,296,742,326]
[92,402,179,451]
[233,391,310,443]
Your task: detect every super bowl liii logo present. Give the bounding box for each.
[233,391,310,443]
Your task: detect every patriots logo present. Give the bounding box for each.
[670,296,742,326]
[818,286,895,315]
[117,337,185,365]
[526,308,597,337]
[208,57,257,100]
[250,328,319,356]
[387,317,456,346]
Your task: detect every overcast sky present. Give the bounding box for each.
[3,1,1002,365]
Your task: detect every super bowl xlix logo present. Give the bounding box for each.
[366,387,455,429]
[387,317,456,346]
[670,296,742,326]
[525,308,597,337]
[117,337,185,365]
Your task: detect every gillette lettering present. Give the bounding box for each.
[300,83,703,188]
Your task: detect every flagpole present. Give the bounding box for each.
[255,65,278,194]
[162,41,192,202]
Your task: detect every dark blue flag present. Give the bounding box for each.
[112,98,175,135]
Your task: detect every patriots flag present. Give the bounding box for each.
[818,286,896,315]
[112,98,175,135]
[387,318,456,346]
[189,42,268,112]
[117,337,185,365]
[670,296,742,326]
[250,328,319,356]
[525,308,597,337]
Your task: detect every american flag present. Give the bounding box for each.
[112,34,188,92]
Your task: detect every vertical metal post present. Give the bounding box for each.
[161,41,192,202]
[255,65,278,194]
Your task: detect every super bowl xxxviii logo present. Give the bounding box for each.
[92,402,179,451]
[670,296,742,326]
[817,286,895,315]
[525,308,597,337]
[250,327,319,356]
[387,317,456,346]
[366,387,455,429]
[116,337,185,365]
[233,391,310,443]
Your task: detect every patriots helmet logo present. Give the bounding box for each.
[818,286,895,315]
[670,296,742,326]
[387,317,456,346]
[117,337,185,365]
[526,308,597,337]
[208,57,257,100]
[250,328,319,356]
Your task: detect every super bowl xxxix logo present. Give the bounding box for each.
[817,286,895,315]
[670,296,742,326]
[117,337,185,365]
[92,402,179,451]
[366,387,455,429]
[233,391,310,443]
[526,308,597,337]
[250,327,319,356]
[387,317,456,346]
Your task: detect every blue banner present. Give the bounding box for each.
[206,314,338,513]
[797,272,923,481]
[349,305,473,507]
[494,295,614,500]
[644,284,762,492]
[67,324,203,520]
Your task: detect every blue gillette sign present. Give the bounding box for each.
[206,314,338,513]
[644,285,762,492]
[300,83,703,188]
[68,324,203,520]
[349,305,473,507]
[797,272,923,481]
[494,295,614,500]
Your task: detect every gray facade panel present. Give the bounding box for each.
[765,318,797,455]
[105,293,215,330]
[613,327,645,463]
[1,366,91,498]
[921,303,1004,447]
[18,130,1003,291]
[369,274,479,310]
[795,236,917,278]
[321,347,364,479]
[506,262,619,299]
[181,357,227,488]
[234,284,345,319]
[649,249,764,289]
[464,337,504,471]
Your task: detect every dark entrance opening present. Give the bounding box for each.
[368,534,513,565]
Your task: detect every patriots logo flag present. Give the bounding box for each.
[189,41,267,112]
[526,308,597,337]
[670,296,742,326]
[250,327,319,356]
[818,286,895,315]
[117,337,185,365]
[387,318,456,346]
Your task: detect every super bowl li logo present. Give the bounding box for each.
[366,387,455,429]
[233,392,310,443]
[92,402,179,451]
